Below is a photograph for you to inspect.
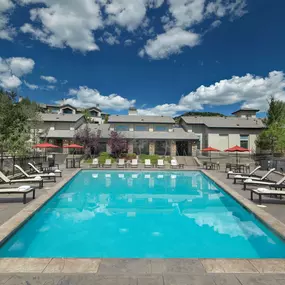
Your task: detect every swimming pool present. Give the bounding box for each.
[1,170,285,258]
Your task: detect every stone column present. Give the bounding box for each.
[128,140,134,154]
[149,141,155,155]
[106,144,111,154]
[170,140,176,157]
[63,139,69,154]
[192,142,198,157]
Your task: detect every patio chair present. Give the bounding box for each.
[0,170,43,189]
[131,159,138,168]
[157,159,165,168]
[234,168,275,184]
[91,158,99,168]
[250,187,285,205]
[171,159,178,169]
[117,159,125,168]
[227,166,261,179]
[225,163,231,172]
[14,165,56,182]
[144,159,152,168]
[243,175,285,190]
[28,162,62,177]
[0,186,35,204]
[203,161,208,169]
[104,159,112,168]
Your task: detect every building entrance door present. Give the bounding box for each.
[176,141,189,156]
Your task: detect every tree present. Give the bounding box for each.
[266,96,285,126]
[82,109,92,123]
[74,125,101,157]
[108,131,127,158]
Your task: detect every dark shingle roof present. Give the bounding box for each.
[108,115,175,124]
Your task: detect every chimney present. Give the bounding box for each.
[128,107,138,116]
[19,96,23,102]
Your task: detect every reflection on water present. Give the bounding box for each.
[1,171,285,258]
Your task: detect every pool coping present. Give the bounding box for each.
[1,168,285,274]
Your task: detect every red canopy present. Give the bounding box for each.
[202,147,220,152]
[224,145,250,152]
[33,143,59,148]
[63,144,84,149]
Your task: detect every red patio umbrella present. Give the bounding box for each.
[33,142,60,158]
[202,147,220,162]
[224,145,250,164]
[63,144,84,158]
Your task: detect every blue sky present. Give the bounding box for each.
[1,0,285,117]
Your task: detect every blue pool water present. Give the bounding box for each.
[1,170,285,258]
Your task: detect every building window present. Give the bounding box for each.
[155,141,170,155]
[133,140,149,154]
[115,125,129,131]
[154,125,168,132]
[62,108,73,114]
[90,110,98,117]
[240,135,249,149]
[135,125,148,131]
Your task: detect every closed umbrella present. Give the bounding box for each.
[224,145,250,164]
[202,147,220,162]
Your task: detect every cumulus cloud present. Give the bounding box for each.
[24,80,38,90]
[19,0,102,52]
[100,32,119,45]
[137,71,285,116]
[139,27,200,59]
[64,86,136,111]
[40,75,57,83]
[0,0,16,40]
[0,57,35,89]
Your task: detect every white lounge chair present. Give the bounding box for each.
[131,159,138,168]
[91,158,99,168]
[243,175,285,190]
[250,187,285,205]
[157,159,165,168]
[234,168,275,184]
[117,159,125,168]
[28,162,62,177]
[171,159,178,169]
[0,186,35,204]
[104,159,112,168]
[144,159,151,168]
[15,165,56,182]
[0,170,43,189]
[227,166,261,179]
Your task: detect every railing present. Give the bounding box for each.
[0,155,47,176]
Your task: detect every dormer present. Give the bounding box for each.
[88,106,101,117]
[232,108,259,118]
[59,104,77,115]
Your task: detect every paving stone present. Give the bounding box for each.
[163,275,215,285]
[218,259,258,273]
[98,259,151,275]
[277,280,285,285]
[236,274,281,285]
[163,259,206,274]
[138,276,164,285]
[43,258,101,273]
[211,274,241,285]
[0,275,12,284]
[201,260,225,273]
[250,260,285,273]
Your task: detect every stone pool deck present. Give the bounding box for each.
[1,167,285,284]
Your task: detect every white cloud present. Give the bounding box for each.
[46,85,55,90]
[139,27,200,59]
[65,86,136,110]
[101,32,119,45]
[137,71,285,116]
[40,75,57,83]
[0,57,35,89]
[24,80,38,90]
[0,0,15,40]
[124,39,134,46]
[19,0,102,52]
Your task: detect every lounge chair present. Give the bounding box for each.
[0,170,43,189]
[227,166,261,179]
[91,158,99,168]
[144,159,152,168]
[117,159,125,168]
[131,159,138,168]
[171,159,178,169]
[14,165,56,182]
[157,159,165,168]
[243,175,285,190]
[0,186,35,204]
[250,187,285,205]
[104,159,112,168]
[28,162,62,177]
[234,168,275,184]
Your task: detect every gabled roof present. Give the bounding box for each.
[40,113,83,122]
[232,108,260,115]
[181,116,265,129]
[60,104,77,110]
[108,115,175,124]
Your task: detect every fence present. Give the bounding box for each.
[0,155,47,176]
